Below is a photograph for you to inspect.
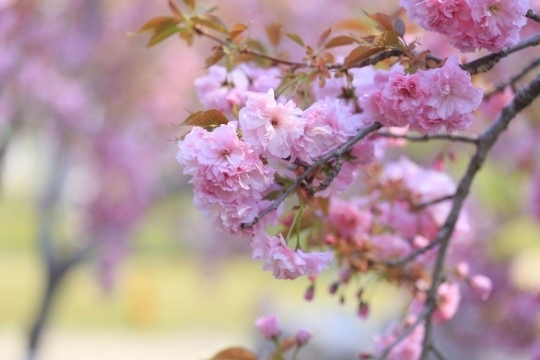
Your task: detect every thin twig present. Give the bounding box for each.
[484,56,540,99]
[375,310,428,360]
[419,73,540,360]
[526,9,540,23]
[377,132,479,145]
[431,342,448,360]
[240,122,383,229]
[414,194,455,210]
[462,32,540,75]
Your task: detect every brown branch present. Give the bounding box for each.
[419,73,540,359]
[375,310,428,360]
[377,132,479,145]
[305,155,344,194]
[193,23,306,68]
[526,9,540,23]
[462,32,540,75]
[240,122,383,229]
[484,56,540,99]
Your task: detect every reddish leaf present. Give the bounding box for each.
[146,26,180,47]
[366,12,394,32]
[182,0,196,12]
[344,46,385,67]
[317,27,332,48]
[392,18,406,37]
[324,35,357,49]
[210,347,257,360]
[284,32,305,47]
[372,30,400,48]
[204,49,225,68]
[139,16,179,33]
[229,23,247,39]
[192,16,228,34]
[168,0,182,19]
[333,18,371,33]
[265,22,282,47]
[183,109,229,129]
[279,337,297,352]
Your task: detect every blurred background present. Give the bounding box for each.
[2,0,540,359]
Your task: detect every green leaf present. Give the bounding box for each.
[139,16,179,33]
[324,35,357,49]
[147,25,180,47]
[344,45,385,67]
[284,32,305,47]
[182,109,229,129]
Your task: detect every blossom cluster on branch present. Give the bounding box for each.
[140,0,540,358]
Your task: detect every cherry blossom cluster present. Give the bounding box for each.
[361,57,483,134]
[400,0,530,52]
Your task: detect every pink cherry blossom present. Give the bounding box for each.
[292,98,361,163]
[239,89,305,159]
[255,315,281,339]
[434,281,461,322]
[361,71,428,128]
[327,197,372,240]
[194,65,249,113]
[250,233,333,280]
[374,317,425,360]
[415,57,482,133]
[468,274,493,301]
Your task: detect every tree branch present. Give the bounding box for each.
[240,122,383,229]
[375,311,428,360]
[526,9,540,23]
[419,72,540,359]
[484,56,540,99]
[462,32,540,75]
[377,132,479,145]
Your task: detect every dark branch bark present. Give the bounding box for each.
[377,132,479,145]
[419,73,540,359]
[462,32,540,75]
[484,56,540,99]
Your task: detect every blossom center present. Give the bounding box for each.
[270,117,279,126]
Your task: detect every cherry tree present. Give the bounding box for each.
[140,0,540,359]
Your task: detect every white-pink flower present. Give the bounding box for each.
[194,65,249,113]
[239,89,305,159]
[414,57,482,133]
[292,98,360,163]
[250,233,333,280]
[374,317,425,360]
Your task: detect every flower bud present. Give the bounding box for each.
[304,284,315,301]
[255,315,281,340]
[295,329,311,346]
[328,281,339,295]
[358,301,369,319]
[468,274,492,301]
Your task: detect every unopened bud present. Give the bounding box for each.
[358,301,369,319]
[469,274,492,301]
[295,329,311,346]
[329,281,339,295]
[304,284,315,301]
